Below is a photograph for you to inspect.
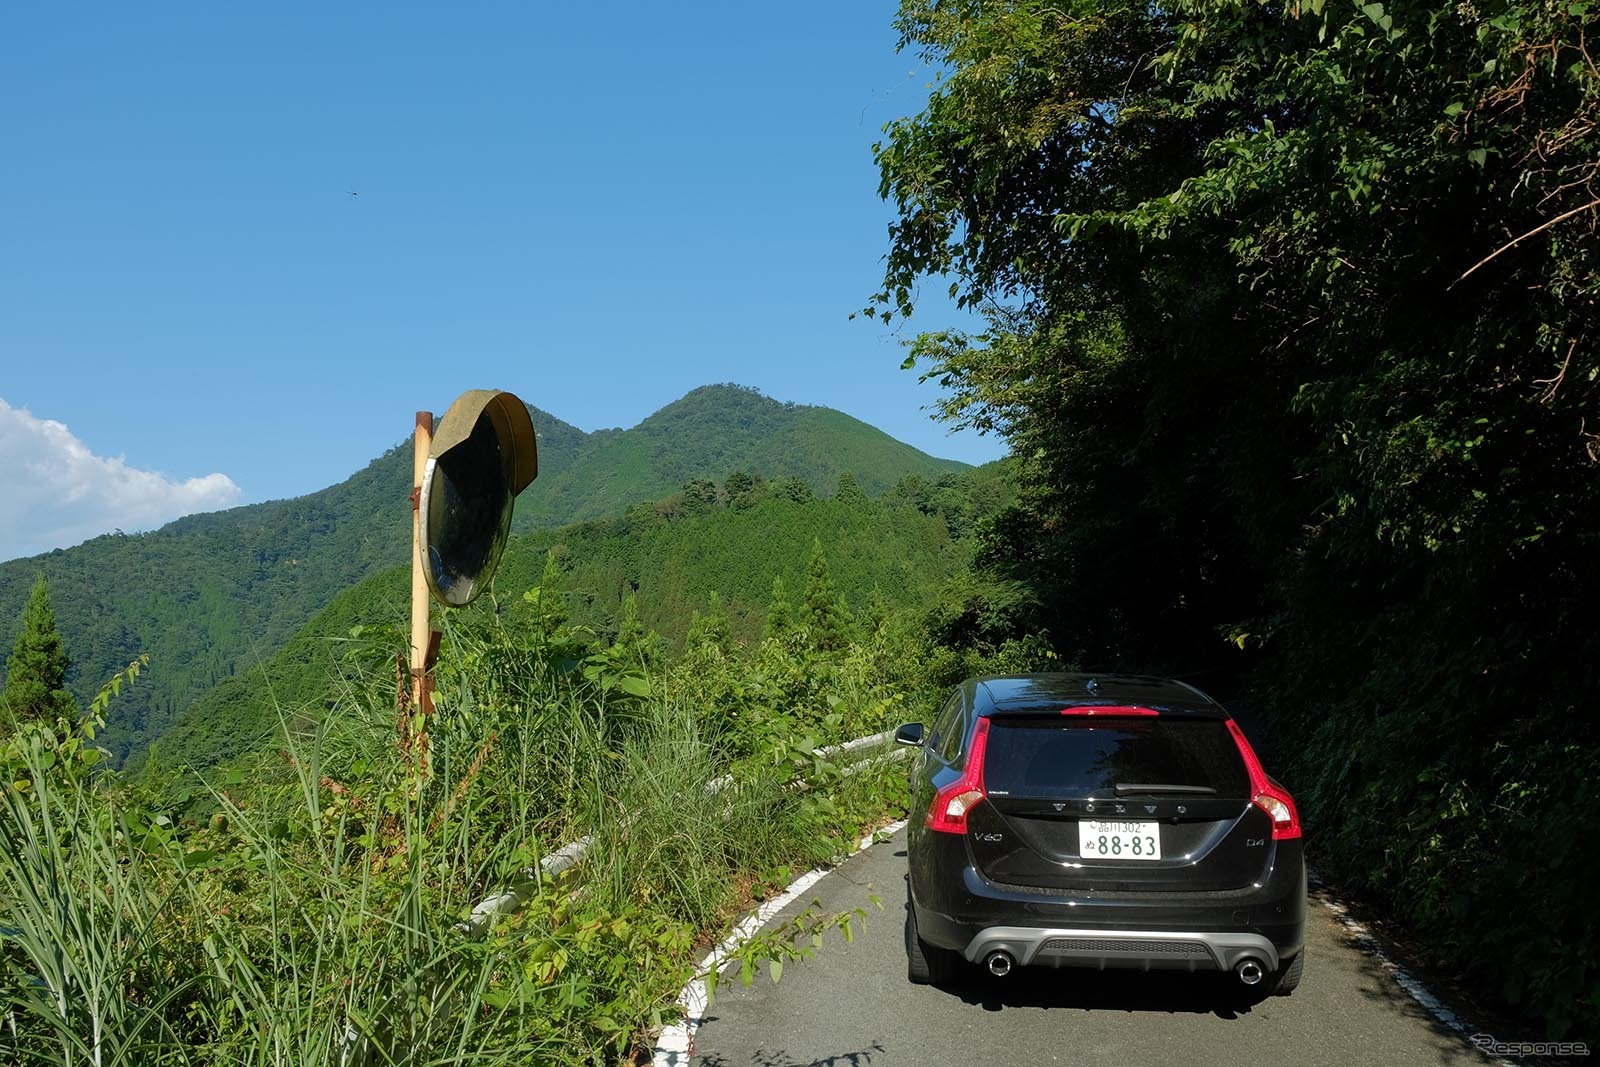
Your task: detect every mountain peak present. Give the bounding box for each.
[511,384,967,530]
[642,383,803,422]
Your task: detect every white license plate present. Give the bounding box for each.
[1078,820,1161,860]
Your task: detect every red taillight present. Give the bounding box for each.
[1225,718,1301,840]
[1060,705,1160,717]
[926,717,991,834]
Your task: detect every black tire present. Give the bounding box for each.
[1268,951,1304,996]
[905,906,960,985]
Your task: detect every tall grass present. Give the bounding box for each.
[0,746,203,1064]
[577,696,822,932]
[0,596,927,1065]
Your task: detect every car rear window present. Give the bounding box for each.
[981,717,1250,798]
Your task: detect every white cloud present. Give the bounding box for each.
[0,398,242,562]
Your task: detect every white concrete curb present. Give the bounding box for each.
[454,835,593,937]
[651,818,909,1067]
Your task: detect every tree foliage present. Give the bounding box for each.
[765,577,794,640]
[801,540,850,653]
[877,0,1599,1036]
[833,472,867,505]
[686,591,734,652]
[1,577,78,728]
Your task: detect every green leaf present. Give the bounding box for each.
[616,674,652,698]
[1443,102,1465,117]
[769,959,784,984]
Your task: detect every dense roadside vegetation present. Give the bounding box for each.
[875,0,1598,1036]
[0,545,987,1064]
[0,385,966,765]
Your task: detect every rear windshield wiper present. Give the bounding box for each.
[1114,783,1217,796]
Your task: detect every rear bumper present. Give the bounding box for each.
[910,835,1306,973]
[960,926,1283,971]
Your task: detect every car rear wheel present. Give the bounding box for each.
[905,906,960,985]
[1267,950,1303,996]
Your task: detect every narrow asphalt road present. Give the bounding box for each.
[690,826,1495,1067]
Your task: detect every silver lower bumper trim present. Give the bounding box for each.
[962,927,1279,972]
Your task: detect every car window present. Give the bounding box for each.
[939,705,967,764]
[929,690,963,764]
[982,717,1250,798]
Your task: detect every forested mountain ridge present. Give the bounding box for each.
[0,385,971,763]
[142,463,1013,777]
[0,439,421,765]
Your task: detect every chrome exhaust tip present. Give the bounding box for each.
[1235,958,1265,986]
[986,951,1014,977]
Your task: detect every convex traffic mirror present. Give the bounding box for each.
[418,389,538,607]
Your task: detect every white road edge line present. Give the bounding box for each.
[651,817,910,1067]
[1312,879,1513,1067]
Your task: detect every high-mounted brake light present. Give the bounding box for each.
[926,717,991,834]
[1060,705,1160,717]
[1225,718,1302,840]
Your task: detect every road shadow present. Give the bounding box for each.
[1325,904,1504,1064]
[935,964,1264,1019]
[696,1042,886,1067]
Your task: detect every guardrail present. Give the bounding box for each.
[339,727,904,1065]
[460,728,898,937]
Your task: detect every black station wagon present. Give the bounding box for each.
[896,673,1305,995]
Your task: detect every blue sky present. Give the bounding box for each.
[0,2,1005,562]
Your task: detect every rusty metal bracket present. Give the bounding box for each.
[409,667,436,714]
